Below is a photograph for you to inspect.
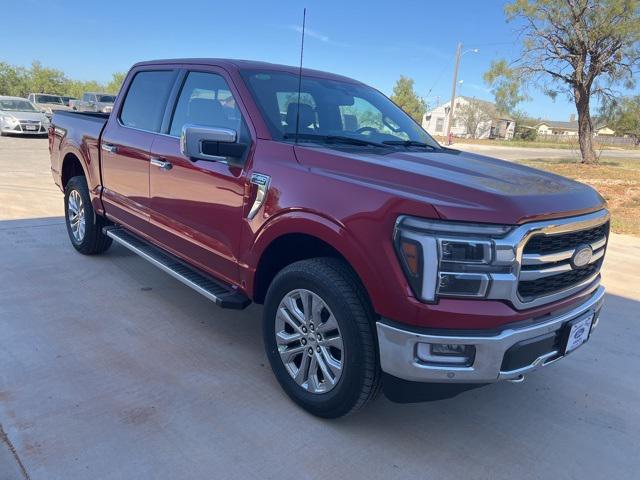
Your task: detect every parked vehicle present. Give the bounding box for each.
[61,96,78,107]
[0,96,50,136]
[49,59,608,417]
[74,92,116,113]
[27,93,73,118]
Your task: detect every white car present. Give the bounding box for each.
[0,96,50,136]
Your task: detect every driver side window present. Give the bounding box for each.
[170,72,244,137]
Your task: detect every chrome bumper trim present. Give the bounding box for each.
[376,286,605,383]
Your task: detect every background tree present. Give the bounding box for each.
[105,72,126,94]
[0,60,125,99]
[601,95,640,143]
[455,100,492,138]
[0,62,30,97]
[29,61,66,94]
[390,76,427,123]
[484,0,640,163]
[510,109,539,140]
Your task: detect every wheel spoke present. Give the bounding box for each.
[320,334,343,349]
[315,349,340,385]
[279,344,306,364]
[276,330,302,345]
[317,312,339,334]
[294,351,311,386]
[278,307,305,336]
[319,346,342,376]
[285,294,306,324]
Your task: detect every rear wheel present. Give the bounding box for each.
[263,258,381,418]
[64,176,112,255]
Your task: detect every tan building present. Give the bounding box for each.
[534,115,614,136]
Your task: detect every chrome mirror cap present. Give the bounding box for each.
[180,124,237,161]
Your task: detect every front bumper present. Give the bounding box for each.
[376,285,605,383]
[1,124,48,135]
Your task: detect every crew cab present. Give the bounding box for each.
[49,59,608,417]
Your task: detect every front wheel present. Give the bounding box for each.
[64,176,112,255]
[263,258,381,418]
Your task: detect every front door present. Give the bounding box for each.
[101,69,177,235]
[148,69,252,286]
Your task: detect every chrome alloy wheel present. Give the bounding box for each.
[275,289,344,394]
[67,189,86,242]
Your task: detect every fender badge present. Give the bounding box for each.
[248,173,271,220]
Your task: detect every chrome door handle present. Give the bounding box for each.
[150,157,173,171]
[101,143,117,153]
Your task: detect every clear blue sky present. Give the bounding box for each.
[3,0,608,120]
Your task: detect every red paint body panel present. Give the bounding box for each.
[49,58,607,331]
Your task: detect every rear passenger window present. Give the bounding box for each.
[120,71,175,132]
[169,72,243,137]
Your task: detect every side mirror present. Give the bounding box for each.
[180,124,246,162]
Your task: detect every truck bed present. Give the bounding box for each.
[50,110,110,198]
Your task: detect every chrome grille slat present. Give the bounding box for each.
[521,236,607,266]
[519,248,605,281]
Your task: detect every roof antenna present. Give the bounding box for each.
[294,7,307,144]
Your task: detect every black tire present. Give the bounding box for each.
[263,258,381,418]
[64,176,112,255]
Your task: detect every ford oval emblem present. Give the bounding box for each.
[571,244,593,269]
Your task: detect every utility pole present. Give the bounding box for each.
[445,42,462,143]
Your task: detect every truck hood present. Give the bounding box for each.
[295,146,606,224]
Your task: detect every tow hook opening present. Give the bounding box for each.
[508,374,525,383]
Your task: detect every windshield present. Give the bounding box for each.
[97,95,116,103]
[0,99,38,112]
[35,95,63,105]
[241,70,440,149]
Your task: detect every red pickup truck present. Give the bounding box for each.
[49,59,608,417]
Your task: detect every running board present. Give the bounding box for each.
[104,227,250,310]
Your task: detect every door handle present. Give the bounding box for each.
[101,143,117,153]
[150,157,173,171]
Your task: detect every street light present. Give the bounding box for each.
[445,44,479,143]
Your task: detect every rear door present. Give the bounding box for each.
[147,67,253,285]
[101,68,177,235]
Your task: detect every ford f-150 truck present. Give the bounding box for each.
[49,59,608,418]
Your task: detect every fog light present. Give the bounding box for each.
[416,343,475,366]
[438,272,489,297]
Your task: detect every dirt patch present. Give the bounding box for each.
[517,157,640,236]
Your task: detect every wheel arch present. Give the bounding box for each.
[61,152,87,189]
[248,212,381,312]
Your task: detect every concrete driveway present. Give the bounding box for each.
[1,135,639,479]
[454,142,640,161]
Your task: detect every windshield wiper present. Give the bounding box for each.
[381,140,438,150]
[283,133,387,148]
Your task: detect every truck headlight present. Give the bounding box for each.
[394,216,514,301]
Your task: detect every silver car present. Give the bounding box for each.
[0,96,50,136]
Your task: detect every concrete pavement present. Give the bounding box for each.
[1,135,639,479]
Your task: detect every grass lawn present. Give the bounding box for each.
[517,157,640,236]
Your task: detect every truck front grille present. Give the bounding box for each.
[523,223,609,255]
[517,221,609,303]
